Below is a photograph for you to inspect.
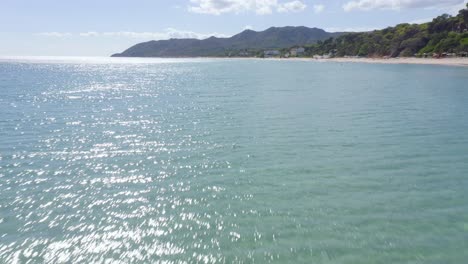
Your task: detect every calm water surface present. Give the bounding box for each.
[1,57,468,263]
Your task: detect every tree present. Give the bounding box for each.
[296,5,468,58]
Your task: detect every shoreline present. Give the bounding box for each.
[220,56,468,67]
[264,57,468,67]
[1,56,468,67]
[322,57,468,67]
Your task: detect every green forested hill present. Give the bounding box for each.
[112,27,342,57]
[305,4,468,57]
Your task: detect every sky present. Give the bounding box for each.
[1,0,467,56]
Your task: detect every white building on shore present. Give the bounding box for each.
[290,47,305,57]
[264,50,281,57]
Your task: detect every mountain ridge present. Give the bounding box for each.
[111,26,344,57]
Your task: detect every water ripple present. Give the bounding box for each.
[1,59,468,263]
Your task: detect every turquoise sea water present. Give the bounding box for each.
[0,57,468,263]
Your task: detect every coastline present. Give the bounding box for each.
[219,56,468,67]
[310,57,468,67]
[2,56,468,67]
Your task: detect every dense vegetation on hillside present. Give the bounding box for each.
[305,4,468,57]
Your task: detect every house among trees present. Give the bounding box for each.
[264,50,281,57]
[290,47,305,57]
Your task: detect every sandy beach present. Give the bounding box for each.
[261,57,468,67]
[322,57,468,67]
[2,56,468,67]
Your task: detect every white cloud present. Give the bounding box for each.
[244,25,254,30]
[343,0,465,12]
[325,26,382,32]
[447,0,468,13]
[102,31,166,39]
[188,0,307,15]
[313,4,325,13]
[35,32,72,37]
[409,17,433,24]
[102,28,229,39]
[79,31,99,37]
[34,29,229,40]
[277,1,307,13]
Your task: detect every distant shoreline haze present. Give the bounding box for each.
[113,4,468,58]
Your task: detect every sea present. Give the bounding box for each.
[1,57,468,263]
